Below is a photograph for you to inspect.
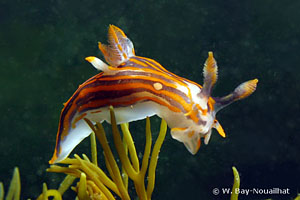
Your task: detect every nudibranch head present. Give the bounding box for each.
[170,52,258,155]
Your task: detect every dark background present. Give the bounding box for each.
[0,0,299,199]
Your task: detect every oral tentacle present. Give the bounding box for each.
[213,119,226,138]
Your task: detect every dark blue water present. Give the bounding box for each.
[0,0,299,199]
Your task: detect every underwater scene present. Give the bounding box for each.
[0,0,299,199]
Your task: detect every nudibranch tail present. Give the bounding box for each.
[98,25,135,67]
[49,115,92,164]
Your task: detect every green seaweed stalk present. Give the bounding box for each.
[231,166,240,200]
[1,108,299,200]
[0,167,21,200]
[46,106,167,199]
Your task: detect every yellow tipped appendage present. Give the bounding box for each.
[85,56,96,63]
[85,56,109,72]
[235,78,258,100]
[214,120,226,138]
[204,51,218,89]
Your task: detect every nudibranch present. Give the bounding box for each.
[49,25,258,164]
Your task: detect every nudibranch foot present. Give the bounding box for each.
[171,127,201,155]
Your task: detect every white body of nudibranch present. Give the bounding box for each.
[50,25,258,164]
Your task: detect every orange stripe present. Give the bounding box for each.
[129,58,149,67]
[83,66,194,104]
[196,104,207,115]
[133,57,198,103]
[109,25,120,44]
[185,108,199,123]
[55,74,103,142]
[110,25,127,37]
[141,57,196,83]
[72,113,87,129]
[79,95,181,113]
[75,76,185,105]
[98,43,108,60]
[91,110,102,114]
[117,44,123,52]
[139,58,199,119]
[171,127,187,132]
[208,97,215,112]
[99,75,179,91]
[123,52,128,60]
[137,57,194,91]
[197,137,201,149]
[188,131,195,138]
[136,57,169,72]
[141,59,167,73]
[79,76,200,123]
[109,66,189,88]
[77,82,189,113]
[82,81,187,107]
[118,96,181,112]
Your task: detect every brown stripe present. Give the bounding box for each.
[78,75,191,105]
[76,81,188,114]
[131,57,168,72]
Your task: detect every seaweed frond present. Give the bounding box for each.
[3,107,298,200]
[0,167,21,200]
[46,106,167,200]
[36,183,62,200]
[231,166,240,200]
